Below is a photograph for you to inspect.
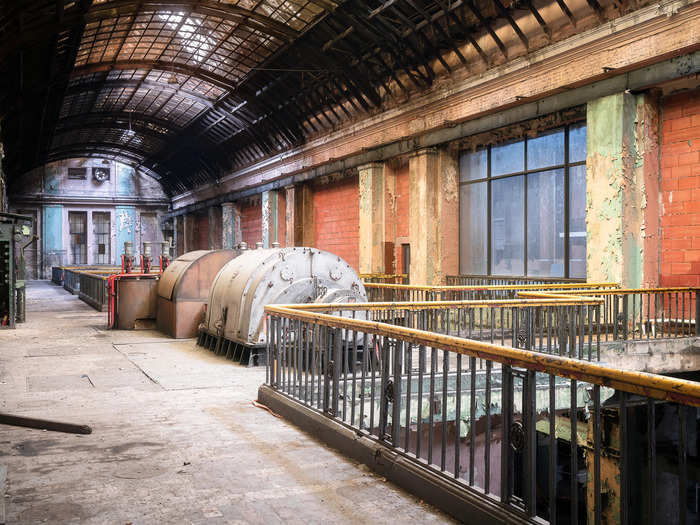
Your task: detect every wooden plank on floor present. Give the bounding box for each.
[0,464,7,524]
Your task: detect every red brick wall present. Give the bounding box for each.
[660,89,700,287]
[313,176,359,270]
[240,201,262,246]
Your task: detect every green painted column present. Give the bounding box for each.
[586,92,658,288]
[42,205,63,276]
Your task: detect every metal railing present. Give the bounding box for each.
[446,274,586,286]
[291,298,605,361]
[56,266,120,290]
[519,288,700,341]
[78,272,110,311]
[265,302,700,524]
[360,273,409,284]
[364,282,619,303]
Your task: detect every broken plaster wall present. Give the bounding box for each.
[586,92,658,288]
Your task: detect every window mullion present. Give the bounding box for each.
[487,146,492,276]
[564,125,571,279]
[523,138,528,277]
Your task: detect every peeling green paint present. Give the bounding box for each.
[586,92,648,288]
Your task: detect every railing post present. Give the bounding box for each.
[695,290,700,336]
[275,317,282,389]
[500,364,513,504]
[613,295,620,341]
[322,326,330,414]
[331,328,341,417]
[378,337,391,441]
[622,294,629,340]
[265,315,270,385]
[391,340,403,446]
[524,369,537,517]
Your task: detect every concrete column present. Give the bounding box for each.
[438,149,460,281]
[42,204,63,277]
[358,162,387,274]
[300,183,315,247]
[175,215,184,257]
[172,218,179,258]
[586,92,660,287]
[115,205,136,260]
[183,213,196,253]
[262,190,279,248]
[284,186,297,247]
[207,206,222,250]
[222,202,235,249]
[409,149,439,285]
[408,148,459,285]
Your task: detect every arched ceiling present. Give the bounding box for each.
[0,0,621,195]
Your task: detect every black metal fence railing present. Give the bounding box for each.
[364,282,618,303]
[78,273,110,311]
[519,288,700,341]
[446,274,586,286]
[265,302,700,524]
[308,299,604,361]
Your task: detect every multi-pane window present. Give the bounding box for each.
[93,212,110,264]
[68,211,87,265]
[459,123,587,278]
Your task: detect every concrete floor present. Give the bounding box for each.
[0,281,454,525]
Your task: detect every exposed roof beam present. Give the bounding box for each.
[71,60,237,91]
[53,121,170,141]
[65,77,217,107]
[56,111,181,133]
[493,0,529,49]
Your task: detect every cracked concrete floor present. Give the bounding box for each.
[0,281,455,525]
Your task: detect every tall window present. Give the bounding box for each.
[69,211,87,265]
[459,123,587,278]
[93,212,110,264]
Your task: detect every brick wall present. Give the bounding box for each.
[313,176,359,270]
[240,201,262,246]
[660,89,700,286]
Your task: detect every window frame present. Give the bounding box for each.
[459,122,586,278]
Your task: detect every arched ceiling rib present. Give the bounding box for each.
[1,0,625,195]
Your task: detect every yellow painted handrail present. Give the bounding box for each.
[363,282,619,291]
[519,287,700,297]
[274,297,603,311]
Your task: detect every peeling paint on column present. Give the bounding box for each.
[222,202,235,249]
[42,205,63,271]
[358,163,386,275]
[586,92,649,288]
[261,190,278,248]
[115,206,136,256]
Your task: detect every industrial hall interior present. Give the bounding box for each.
[0,0,699,523]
